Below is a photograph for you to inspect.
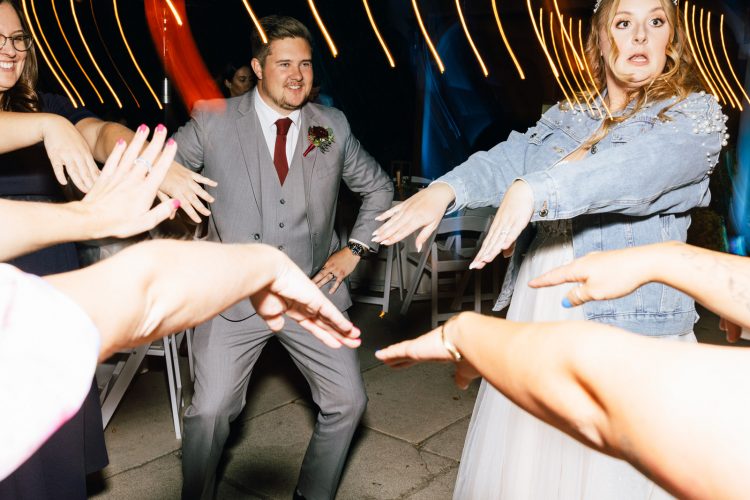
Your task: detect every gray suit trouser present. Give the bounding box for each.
[181,311,366,500]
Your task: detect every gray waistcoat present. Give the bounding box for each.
[259,148,313,276]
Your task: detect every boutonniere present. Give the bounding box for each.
[303,125,335,157]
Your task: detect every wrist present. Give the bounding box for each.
[429,182,457,209]
[651,241,686,285]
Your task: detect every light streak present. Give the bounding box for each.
[719,14,750,106]
[708,12,741,110]
[308,0,337,57]
[491,0,524,79]
[70,0,122,108]
[697,8,727,105]
[527,0,558,78]
[562,16,593,114]
[553,0,583,69]
[578,18,609,118]
[89,0,139,107]
[362,0,395,68]
[455,0,488,76]
[114,0,162,109]
[412,0,444,73]
[29,0,83,105]
[164,0,183,26]
[550,11,580,108]
[52,0,102,103]
[684,2,720,101]
[241,0,267,44]
[20,0,77,107]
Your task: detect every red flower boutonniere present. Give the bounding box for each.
[303,125,335,157]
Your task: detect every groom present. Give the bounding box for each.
[173,15,393,500]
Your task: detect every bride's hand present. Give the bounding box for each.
[470,181,534,269]
[372,183,455,252]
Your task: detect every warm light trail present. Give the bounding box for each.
[491,0,524,79]
[578,18,609,118]
[455,0,488,76]
[30,0,83,105]
[90,0,139,107]
[708,12,741,110]
[538,10,572,107]
[550,12,580,108]
[52,0,102,103]
[685,2,720,100]
[362,0,395,68]
[553,0,583,70]
[412,0,444,73]
[114,0,162,109]
[720,14,750,107]
[241,0,267,44]
[698,8,727,105]
[20,0,77,107]
[164,0,183,26]
[527,1,558,78]
[308,0,338,57]
[70,0,122,108]
[564,17,594,114]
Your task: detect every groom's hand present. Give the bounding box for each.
[312,248,361,294]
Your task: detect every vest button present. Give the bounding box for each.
[253,233,260,240]
[279,222,285,228]
[280,199,285,204]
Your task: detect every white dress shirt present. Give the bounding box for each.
[253,88,302,167]
[252,89,370,252]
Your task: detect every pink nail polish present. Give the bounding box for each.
[172,199,181,209]
[156,124,166,133]
[116,138,126,146]
[166,138,176,146]
[137,124,148,133]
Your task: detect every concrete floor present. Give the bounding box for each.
[88,296,744,499]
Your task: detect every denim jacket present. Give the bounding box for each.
[438,92,727,336]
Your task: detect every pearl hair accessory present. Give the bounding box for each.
[594,0,677,13]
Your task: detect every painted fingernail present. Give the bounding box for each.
[156,123,166,133]
[166,138,176,146]
[172,199,181,209]
[562,297,573,308]
[116,138,126,146]
[137,124,148,133]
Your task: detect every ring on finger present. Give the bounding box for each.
[134,157,153,173]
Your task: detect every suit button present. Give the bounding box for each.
[280,199,285,204]
[253,233,260,240]
[278,245,284,251]
[279,222,285,228]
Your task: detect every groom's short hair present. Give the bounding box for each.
[251,16,314,66]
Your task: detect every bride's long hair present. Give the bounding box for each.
[580,0,706,145]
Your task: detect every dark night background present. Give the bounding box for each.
[26,0,750,181]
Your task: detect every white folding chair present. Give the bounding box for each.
[400,213,493,327]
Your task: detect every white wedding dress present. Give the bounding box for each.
[453,219,690,499]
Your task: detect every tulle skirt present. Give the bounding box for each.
[454,223,690,499]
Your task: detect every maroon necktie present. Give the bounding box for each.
[273,118,293,185]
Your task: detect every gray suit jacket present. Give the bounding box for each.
[173,92,394,321]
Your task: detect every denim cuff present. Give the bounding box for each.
[520,171,559,222]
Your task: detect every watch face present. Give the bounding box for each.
[348,243,365,256]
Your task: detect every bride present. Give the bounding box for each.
[373,0,726,497]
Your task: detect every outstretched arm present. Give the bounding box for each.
[529,242,750,332]
[45,240,362,359]
[376,312,750,500]
[0,125,179,261]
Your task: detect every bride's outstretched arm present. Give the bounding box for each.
[376,312,750,500]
